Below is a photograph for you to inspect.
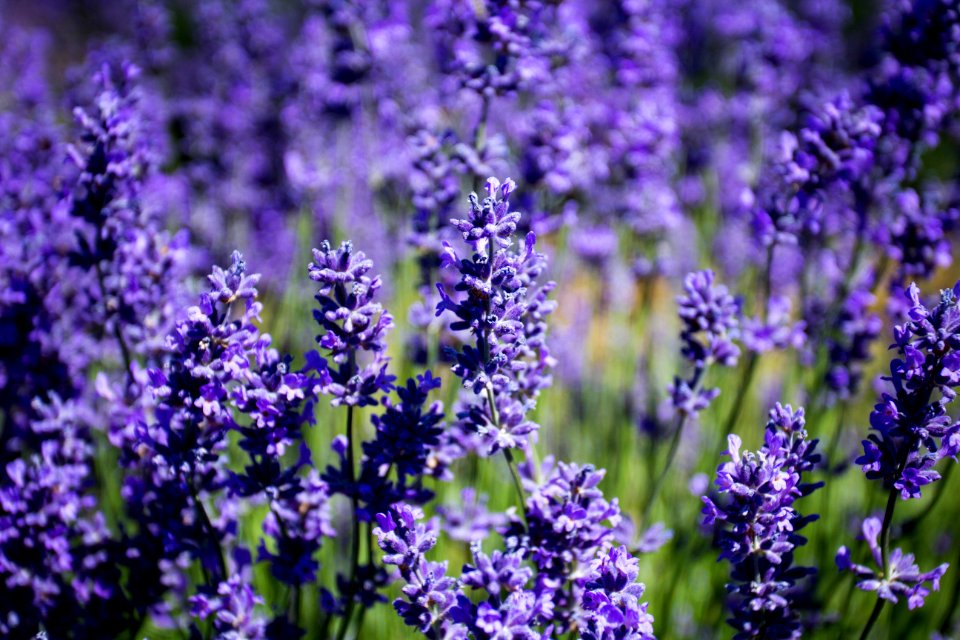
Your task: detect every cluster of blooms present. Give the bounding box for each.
[0,37,186,450]
[375,467,655,639]
[307,236,452,622]
[747,0,960,402]
[753,93,884,249]
[0,45,196,638]
[436,177,556,455]
[5,1,894,411]
[836,517,948,610]
[6,0,960,638]
[28,0,677,300]
[0,26,85,436]
[669,269,740,417]
[0,397,134,639]
[855,282,960,500]
[677,0,849,222]
[867,0,960,168]
[703,404,822,638]
[837,281,960,618]
[123,251,330,636]
[864,0,960,287]
[307,239,395,408]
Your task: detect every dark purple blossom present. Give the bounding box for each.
[855,282,960,500]
[702,404,821,639]
[824,287,884,401]
[308,240,395,407]
[323,371,447,522]
[257,471,334,586]
[0,398,126,639]
[752,94,884,249]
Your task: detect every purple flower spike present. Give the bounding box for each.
[435,177,556,455]
[668,269,740,418]
[308,240,396,407]
[855,282,960,500]
[703,403,821,638]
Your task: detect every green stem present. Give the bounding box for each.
[879,487,899,574]
[351,521,376,635]
[485,385,527,518]
[850,489,897,640]
[189,483,228,584]
[718,242,771,438]
[858,597,885,640]
[289,585,300,629]
[657,536,705,637]
[503,448,527,516]
[720,353,758,438]
[641,412,689,525]
[824,403,849,469]
[336,405,361,640]
[319,609,333,640]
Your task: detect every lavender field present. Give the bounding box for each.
[3,0,960,638]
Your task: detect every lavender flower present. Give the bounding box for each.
[838,282,959,637]
[376,480,655,639]
[824,287,883,401]
[836,517,948,610]
[753,94,883,249]
[0,398,116,638]
[881,189,956,284]
[189,574,268,640]
[257,471,334,586]
[741,296,806,355]
[428,0,566,98]
[507,458,649,634]
[867,0,960,165]
[436,177,556,455]
[579,546,656,640]
[374,504,463,636]
[130,251,263,584]
[856,282,960,500]
[702,404,821,639]
[669,269,740,417]
[0,27,84,439]
[323,371,447,523]
[308,240,395,407]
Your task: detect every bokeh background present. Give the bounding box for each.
[3,0,960,638]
